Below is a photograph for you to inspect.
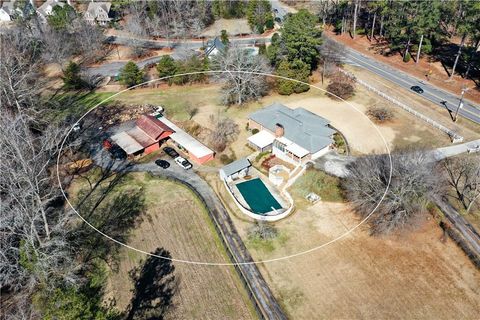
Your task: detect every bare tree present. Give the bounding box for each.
[319,37,345,84]
[441,154,480,214]
[186,105,199,120]
[248,221,278,240]
[70,19,108,64]
[40,28,76,65]
[0,28,43,114]
[212,44,271,105]
[208,115,239,152]
[344,148,439,235]
[367,106,395,122]
[0,111,79,296]
[125,0,213,39]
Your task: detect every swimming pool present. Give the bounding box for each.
[235,178,282,214]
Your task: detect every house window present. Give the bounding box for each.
[273,139,286,152]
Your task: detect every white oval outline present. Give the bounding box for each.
[56,70,393,266]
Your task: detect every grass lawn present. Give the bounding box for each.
[289,168,345,208]
[48,91,115,121]
[69,171,255,319]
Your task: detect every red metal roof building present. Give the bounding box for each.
[110,114,215,165]
[111,115,174,156]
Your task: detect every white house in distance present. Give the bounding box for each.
[36,0,64,23]
[84,1,111,26]
[204,37,226,57]
[0,1,15,21]
[248,103,335,166]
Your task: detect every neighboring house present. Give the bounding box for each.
[84,1,111,26]
[36,0,64,23]
[0,2,13,21]
[204,37,226,57]
[111,114,174,156]
[219,158,251,181]
[248,103,335,165]
[111,113,215,164]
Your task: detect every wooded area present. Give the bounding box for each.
[297,0,480,81]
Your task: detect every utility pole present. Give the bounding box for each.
[453,85,467,122]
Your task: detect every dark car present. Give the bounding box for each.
[109,144,127,160]
[155,159,170,169]
[410,85,424,94]
[163,146,179,158]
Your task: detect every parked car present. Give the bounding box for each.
[155,159,170,169]
[174,156,192,170]
[410,85,424,94]
[163,146,179,158]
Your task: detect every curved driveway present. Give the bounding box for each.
[93,150,287,319]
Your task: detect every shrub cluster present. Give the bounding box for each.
[367,106,395,122]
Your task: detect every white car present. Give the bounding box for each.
[174,156,192,170]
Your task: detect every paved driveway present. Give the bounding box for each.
[90,148,286,319]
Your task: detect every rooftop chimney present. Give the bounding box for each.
[275,123,284,137]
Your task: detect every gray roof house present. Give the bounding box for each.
[219,158,251,181]
[204,37,226,57]
[36,0,64,23]
[248,103,335,165]
[84,1,111,25]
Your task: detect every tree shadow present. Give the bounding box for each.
[431,42,480,84]
[76,187,146,267]
[126,248,178,320]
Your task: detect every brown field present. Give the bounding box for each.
[84,173,256,319]
[209,180,480,319]
[199,169,480,318]
[200,18,252,37]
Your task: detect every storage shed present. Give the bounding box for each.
[219,158,252,181]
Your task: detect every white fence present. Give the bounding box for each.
[339,69,464,143]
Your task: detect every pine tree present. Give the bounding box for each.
[63,61,84,90]
[119,61,144,87]
[156,56,177,78]
[281,9,322,69]
[276,60,310,95]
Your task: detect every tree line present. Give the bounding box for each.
[306,0,480,80]
[0,11,177,318]
[123,0,274,39]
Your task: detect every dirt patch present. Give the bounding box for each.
[201,19,252,37]
[103,173,255,319]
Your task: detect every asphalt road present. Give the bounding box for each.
[89,35,270,77]
[338,42,480,124]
